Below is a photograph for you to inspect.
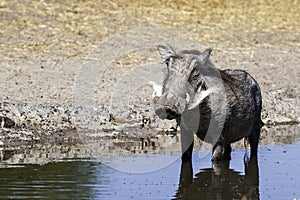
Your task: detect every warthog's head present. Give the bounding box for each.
[152,45,217,120]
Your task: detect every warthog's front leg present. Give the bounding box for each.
[180,130,194,161]
[223,144,232,160]
[212,135,225,161]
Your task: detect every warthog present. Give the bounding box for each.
[152,45,263,161]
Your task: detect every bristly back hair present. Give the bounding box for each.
[219,70,241,100]
[180,50,201,55]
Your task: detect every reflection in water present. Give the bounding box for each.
[0,162,111,199]
[174,157,259,200]
[0,133,182,166]
[0,125,299,199]
[1,144,300,199]
[0,125,298,166]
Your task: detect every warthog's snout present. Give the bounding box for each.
[150,81,188,120]
[153,94,186,120]
[154,106,178,120]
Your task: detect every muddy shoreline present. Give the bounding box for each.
[0,97,299,148]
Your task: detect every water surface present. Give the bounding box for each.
[0,125,299,199]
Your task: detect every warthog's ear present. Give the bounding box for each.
[199,48,212,64]
[157,45,175,63]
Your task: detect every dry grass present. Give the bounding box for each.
[0,0,299,61]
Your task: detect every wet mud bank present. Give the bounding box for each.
[0,95,299,148]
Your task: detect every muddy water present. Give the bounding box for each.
[0,125,299,199]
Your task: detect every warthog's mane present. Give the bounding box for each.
[219,70,243,100]
[167,50,201,60]
[180,50,201,55]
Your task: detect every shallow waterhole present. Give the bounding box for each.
[0,125,299,199]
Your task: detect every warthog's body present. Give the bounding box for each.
[153,45,262,161]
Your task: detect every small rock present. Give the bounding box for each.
[0,116,16,128]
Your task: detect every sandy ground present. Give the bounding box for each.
[0,0,299,146]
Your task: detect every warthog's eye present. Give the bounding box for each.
[165,56,175,67]
[190,68,200,81]
[165,58,170,66]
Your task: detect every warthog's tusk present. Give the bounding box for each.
[187,88,216,110]
[148,81,162,97]
[185,93,190,103]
